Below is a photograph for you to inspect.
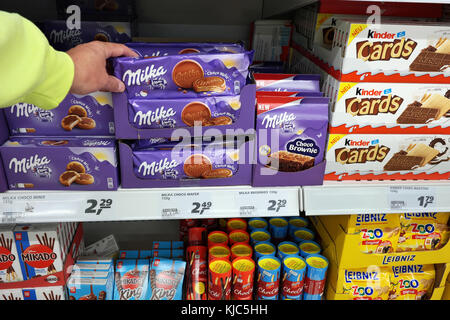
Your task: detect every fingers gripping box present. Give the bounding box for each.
[326,134,450,180]
[4,92,115,136]
[0,137,118,190]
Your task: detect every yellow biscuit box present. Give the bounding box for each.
[340,266,391,300]
[397,212,450,252]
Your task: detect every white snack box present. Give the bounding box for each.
[0,225,23,282]
[22,286,66,300]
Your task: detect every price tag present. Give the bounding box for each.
[84,198,114,216]
[388,186,436,211]
[160,191,213,218]
[236,190,295,217]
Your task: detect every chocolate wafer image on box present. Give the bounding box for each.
[405,143,440,166]
[384,143,440,171]
[396,93,450,124]
[410,38,450,72]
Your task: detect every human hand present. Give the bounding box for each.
[67,41,138,94]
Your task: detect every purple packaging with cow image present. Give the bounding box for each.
[119,135,255,188]
[126,42,246,57]
[4,92,115,136]
[252,96,329,187]
[39,20,131,51]
[0,111,9,192]
[0,137,118,191]
[112,51,253,99]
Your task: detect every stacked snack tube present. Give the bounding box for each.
[180,217,328,300]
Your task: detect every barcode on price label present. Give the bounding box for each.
[161,208,179,217]
[240,206,255,216]
[388,186,436,211]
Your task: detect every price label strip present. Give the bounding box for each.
[160,191,213,218]
[236,189,298,217]
[388,186,437,211]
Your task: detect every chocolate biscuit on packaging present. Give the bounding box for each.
[383,153,423,171]
[172,60,205,89]
[61,115,81,131]
[201,168,233,179]
[193,76,226,93]
[59,171,80,186]
[420,94,450,120]
[77,117,96,130]
[181,102,212,126]
[67,161,86,173]
[406,143,440,166]
[183,154,213,178]
[68,105,88,117]
[266,151,315,172]
[75,173,95,185]
[396,106,439,124]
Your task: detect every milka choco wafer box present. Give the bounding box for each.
[326,134,450,180]
[113,51,253,99]
[127,42,246,57]
[14,224,64,281]
[329,19,450,78]
[4,92,115,136]
[329,81,450,133]
[0,137,118,191]
[39,20,131,51]
[0,225,23,283]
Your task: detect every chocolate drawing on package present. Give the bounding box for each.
[384,143,440,171]
[266,151,315,172]
[0,234,17,282]
[410,37,450,72]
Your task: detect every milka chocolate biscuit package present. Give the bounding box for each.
[0,111,8,193]
[14,224,64,281]
[113,51,253,99]
[4,92,114,136]
[254,73,321,92]
[113,259,149,300]
[326,134,450,180]
[128,95,241,129]
[127,42,245,57]
[330,82,450,133]
[0,225,23,282]
[149,258,186,300]
[0,137,118,191]
[253,97,329,186]
[325,19,450,78]
[39,20,131,51]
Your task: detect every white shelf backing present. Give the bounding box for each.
[303,180,450,216]
[262,0,318,18]
[0,186,301,223]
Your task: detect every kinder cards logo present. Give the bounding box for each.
[357,30,417,61]
[335,139,390,164]
[355,88,392,96]
[367,30,406,40]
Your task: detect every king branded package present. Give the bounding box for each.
[0,137,118,191]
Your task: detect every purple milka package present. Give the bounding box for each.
[113,51,253,99]
[252,96,329,187]
[4,92,115,136]
[113,84,256,139]
[119,135,255,188]
[254,73,321,92]
[39,20,131,51]
[128,95,241,129]
[0,111,9,192]
[0,137,118,191]
[126,42,246,57]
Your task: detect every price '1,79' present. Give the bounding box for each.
[85,199,113,215]
[417,196,434,208]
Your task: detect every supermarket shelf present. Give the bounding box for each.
[262,0,318,18]
[0,186,301,223]
[303,180,450,216]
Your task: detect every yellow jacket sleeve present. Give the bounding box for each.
[0,11,74,109]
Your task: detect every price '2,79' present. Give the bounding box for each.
[85,199,113,215]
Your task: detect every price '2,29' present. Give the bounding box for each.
[85,199,113,215]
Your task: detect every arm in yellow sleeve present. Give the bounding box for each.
[0,11,74,109]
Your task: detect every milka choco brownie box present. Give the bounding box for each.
[0,137,118,191]
[326,19,450,79]
[0,110,8,192]
[325,134,450,180]
[39,20,131,51]
[329,81,450,133]
[4,92,115,136]
[253,96,329,187]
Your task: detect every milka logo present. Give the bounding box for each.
[10,103,39,118]
[261,112,296,129]
[9,155,50,173]
[133,106,176,126]
[138,158,178,176]
[49,29,82,44]
[82,140,110,147]
[122,66,167,86]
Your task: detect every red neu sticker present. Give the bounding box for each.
[21,244,56,269]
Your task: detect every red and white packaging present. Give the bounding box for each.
[14,224,64,280]
[22,286,66,300]
[0,288,23,300]
[326,133,450,181]
[0,225,23,283]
